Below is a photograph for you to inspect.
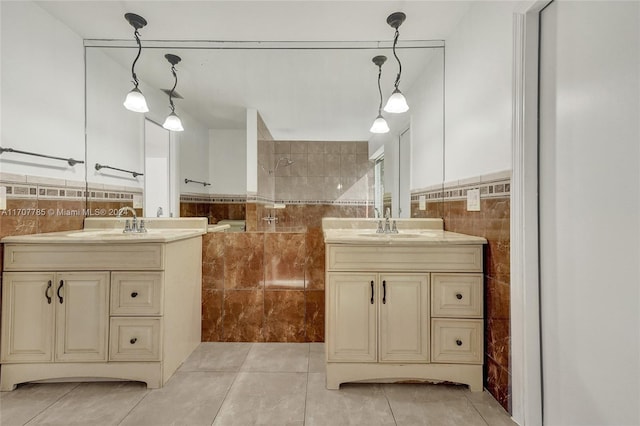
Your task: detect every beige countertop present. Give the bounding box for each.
[322,217,487,245]
[1,217,208,244]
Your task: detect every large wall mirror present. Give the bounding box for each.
[85,39,445,222]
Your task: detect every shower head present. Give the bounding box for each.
[271,157,295,173]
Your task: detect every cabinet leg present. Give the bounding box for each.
[325,376,341,390]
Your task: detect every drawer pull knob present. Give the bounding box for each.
[456,339,463,346]
[131,291,138,298]
[456,293,463,300]
[130,338,137,344]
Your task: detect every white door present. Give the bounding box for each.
[539,1,640,424]
[144,119,171,218]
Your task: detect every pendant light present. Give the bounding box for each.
[383,12,410,114]
[370,55,390,134]
[123,13,149,113]
[162,54,184,132]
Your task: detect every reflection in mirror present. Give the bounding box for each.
[84,41,445,226]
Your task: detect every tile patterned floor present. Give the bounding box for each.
[0,343,516,426]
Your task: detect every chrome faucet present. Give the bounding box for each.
[117,206,139,233]
[376,207,398,234]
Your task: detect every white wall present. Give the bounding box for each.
[86,48,144,189]
[444,2,522,181]
[1,1,84,182]
[539,2,640,425]
[209,128,246,195]
[246,108,258,195]
[407,48,444,190]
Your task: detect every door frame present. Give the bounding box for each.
[510,1,551,425]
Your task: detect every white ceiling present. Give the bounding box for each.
[36,1,473,140]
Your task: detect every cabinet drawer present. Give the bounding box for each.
[326,245,483,272]
[3,244,163,271]
[431,274,483,318]
[431,319,483,364]
[109,318,161,361]
[111,272,163,315]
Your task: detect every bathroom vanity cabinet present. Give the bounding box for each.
[323,219,486,391]
[0,229,203,391]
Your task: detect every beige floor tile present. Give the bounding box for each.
[25,382,148,426]
[383,383,470,403]
[466,391,517,426]
[0,383,78,426]
[213,372,306,425]
[308,350,326,373]
[305,373,396,426]
[309,343,324,353]
[119,372,236,426]
[179,342,252,372]
[241,343,309,372]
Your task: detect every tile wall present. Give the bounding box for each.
[412,171,511,412]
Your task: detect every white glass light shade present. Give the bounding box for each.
[369,114,390,133]
[123,87,149,113]
[383,88,409,113]
[162,112,184,132]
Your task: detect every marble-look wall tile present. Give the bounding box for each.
[486,357,511,413]
[486,277,510,320]
[264,233,305,289]
[202,233,225,290]
[222,290,264,342]
[486,318,510,369]
[223,233,264,289]
[305,290,325,342]
[0,199,39,238]
[36,200,85,234]
[202,289,224,341]
[305,227,325,290]
[245,203,257,232]
[264,290,305,342]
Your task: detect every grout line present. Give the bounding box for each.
[209,367,242,426]
[18,382,83,426]
[464,394,491,426]
[115,382,152,426]
[381,384,399,426]
[302,343,311,425]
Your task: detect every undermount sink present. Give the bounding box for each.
[65,229,163,238]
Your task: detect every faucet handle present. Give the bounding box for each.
[123,219,131,233]
[391,220,399,233]
[376,220,384,234]
[138,220,148,233]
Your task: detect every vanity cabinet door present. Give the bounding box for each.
[1,272,55,362]
[55,272,109,362]
[327,273,377,362]
[379,274,430,363]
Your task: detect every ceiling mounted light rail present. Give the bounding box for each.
[122,13,149,113]
[383,12,410,114]
[369,55,390,134]
[162,54,184,132]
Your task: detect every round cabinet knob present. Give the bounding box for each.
[131,292,138,298]
[455,293,463,300]
[455,339,463,346]
[130,338,137,344]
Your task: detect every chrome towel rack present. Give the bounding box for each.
[0,146,84,166]
[185,178,211,186]
[95,163,143,178]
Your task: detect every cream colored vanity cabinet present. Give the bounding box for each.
[0,235,202,391]
[325,243,485,391]
[327,273,429,363]
[1,272,109,363]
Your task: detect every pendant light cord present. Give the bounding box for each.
[168,65,178,112]
[131,29,142,88]
[377,64,384,113]
[392,28,402,89]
